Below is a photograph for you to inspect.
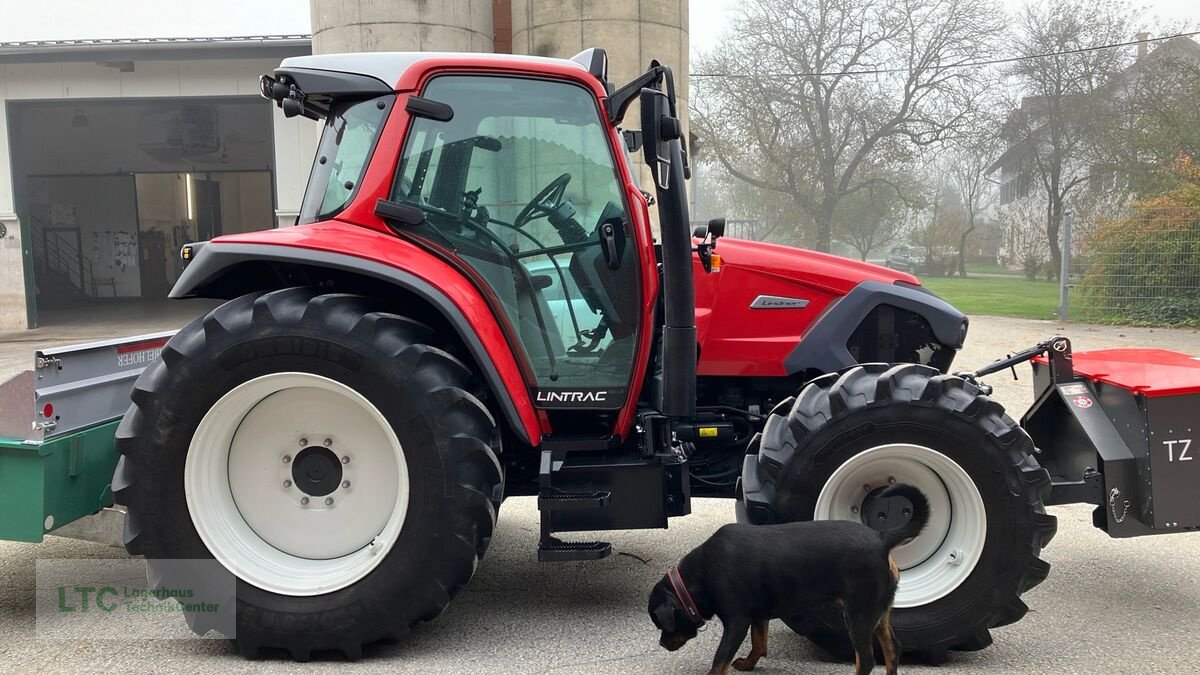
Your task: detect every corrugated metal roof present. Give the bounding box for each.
[0,34,312,64]
[0,34,310,48]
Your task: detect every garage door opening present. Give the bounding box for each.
[9,97,275,311]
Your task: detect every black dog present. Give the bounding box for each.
[648,484,929,675]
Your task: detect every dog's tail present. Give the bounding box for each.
[877,483,930,551]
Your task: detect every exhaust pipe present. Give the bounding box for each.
[641,85,696,418]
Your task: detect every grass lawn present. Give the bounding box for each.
[962,260,1018,276]
[920,276,1059,320]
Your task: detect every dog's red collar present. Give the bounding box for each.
[667,566,704,627]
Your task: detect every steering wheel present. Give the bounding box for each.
[514,173,571,229]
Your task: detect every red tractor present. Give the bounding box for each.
[105,48,1198,662]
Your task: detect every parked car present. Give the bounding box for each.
[885,245,925,272]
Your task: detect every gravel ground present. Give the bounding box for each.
[2,312,1199,674]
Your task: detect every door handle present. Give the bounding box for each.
[600,221,621,270]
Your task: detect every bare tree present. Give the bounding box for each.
[1090,41,1200,195]
[946,135,1000,276]
[836,170,919,260]
[692,0,1002,252]
[705,168,806,245]
[911,182,965,276]
[1004,0,1140,279]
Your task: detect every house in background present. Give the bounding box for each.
[988,34,1200,206]
[986,35,1200,272]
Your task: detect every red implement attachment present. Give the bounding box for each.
[1064,348,1200,398]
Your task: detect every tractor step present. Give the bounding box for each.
[538,490,611,511]
[537,539,612,562]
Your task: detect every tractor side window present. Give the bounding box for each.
[299,95,393,224]
[392,76,641,407]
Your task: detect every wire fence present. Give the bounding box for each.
[1070,206,1200,326]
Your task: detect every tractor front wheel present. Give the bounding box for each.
[739,363,1056,663]
[113,288,502,659]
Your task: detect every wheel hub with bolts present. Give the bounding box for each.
[185,372,409,596]
[280,439,354,507]
[814,443,987,608]
[291,443,344,497]
[860,484,915,533]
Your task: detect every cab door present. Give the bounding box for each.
[391,75,643,413]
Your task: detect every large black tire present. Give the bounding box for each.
[739,363,1056,663]
[113,288,502,660]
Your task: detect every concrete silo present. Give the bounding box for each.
[310,0,494,53]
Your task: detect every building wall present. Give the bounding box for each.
[0,100,26,329]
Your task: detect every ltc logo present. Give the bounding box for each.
[58,586,121,612]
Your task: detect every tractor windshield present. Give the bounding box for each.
[299,94,394,223]
[392,75,641,407]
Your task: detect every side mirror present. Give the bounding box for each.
[640,88,675,190]
[707,217,725,239]
[694,217,725,274]
[692,218,726,240]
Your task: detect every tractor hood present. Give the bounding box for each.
[691,237,958,378]
[711,238,919,294]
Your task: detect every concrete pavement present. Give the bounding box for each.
[3,498,1199,674]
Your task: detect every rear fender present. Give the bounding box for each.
[170,238,540,445]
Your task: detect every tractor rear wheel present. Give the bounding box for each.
[113,288,502,659]
[738,363,1056,663]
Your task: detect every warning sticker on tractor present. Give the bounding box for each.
[1060,384,1088,396]
[1072,395,1094,409]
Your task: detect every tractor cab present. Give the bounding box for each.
[258,50,695,426]
[251,49,697,563]
[385,75,642,403]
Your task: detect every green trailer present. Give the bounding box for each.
[0,332,174,543]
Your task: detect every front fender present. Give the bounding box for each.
[784,280,968,375]
[171,223,541,444]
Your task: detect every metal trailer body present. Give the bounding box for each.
[0,332,173,543]
[1020,340,1200,537]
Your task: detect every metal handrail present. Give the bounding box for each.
[28,215,96,297]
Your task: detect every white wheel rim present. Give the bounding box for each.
[814,444,986,608]
[185,372,409,596]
